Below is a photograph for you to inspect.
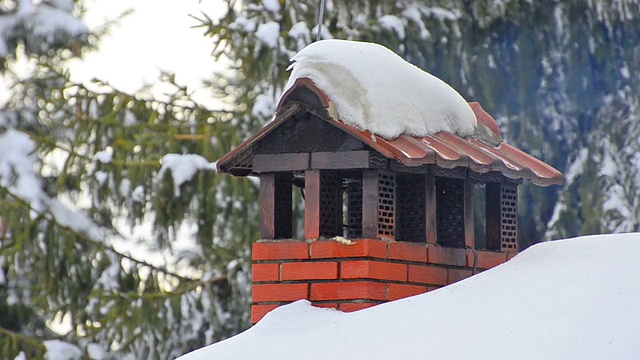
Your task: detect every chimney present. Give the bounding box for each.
[217,78,563,323]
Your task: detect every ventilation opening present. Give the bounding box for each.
[435,177,465,247]
[397,174,426,243]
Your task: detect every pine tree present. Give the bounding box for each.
[2,0,639,358]
[1,0,257,358]
[203,0,640,247]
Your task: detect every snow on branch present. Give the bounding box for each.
[0,0,88,58]
[157,154,217,197]
[0,128,106,242]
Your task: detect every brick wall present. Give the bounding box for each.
[251,238,514,323]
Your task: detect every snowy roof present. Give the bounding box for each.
[217,40,563,186]
[283,40,477,139]
[217,82,563,186]
[179,233,640,359]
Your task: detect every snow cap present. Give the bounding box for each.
[283,39,477,139]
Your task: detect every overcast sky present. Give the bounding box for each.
[70,0,226,107]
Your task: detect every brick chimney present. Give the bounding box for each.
[216,79,563,323]
[251,239,514,322]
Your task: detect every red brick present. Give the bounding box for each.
[253,283,309,302]
[507,252,518,261]
[310,239,387,259]
[388,241,427,262]
[387,283,427,301]
[252,263,280,282]
[472,250,507,269]
[253,241,309,261]
[340,302,380,312]
[448,268,472,284]
[428,245,467,266]
[252,304,279,323]
[341,260,407,281]
[408,265,447,286]
[311,302,339,310]
[281,261,338,280]
[311,281,387,301]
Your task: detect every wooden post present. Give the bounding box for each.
[485,183,501,251]
[305,170,321,239]
[260,173,276,239]
[361,170,379,239]
[260,173,292,239]
[425,173,437,244]
[464,180,475,248]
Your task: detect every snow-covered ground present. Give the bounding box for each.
[179,233,640,359]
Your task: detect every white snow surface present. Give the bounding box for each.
[282,40,477,139]
[179,233,640,360]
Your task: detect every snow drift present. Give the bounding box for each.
[282,40,477,139]
[179,233,640,359]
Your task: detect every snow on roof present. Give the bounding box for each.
[282,39,477,139]
[179,233,640,359]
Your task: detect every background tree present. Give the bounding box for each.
[1,0,639,358]
[0,0,256,358]
[204,0,640,245]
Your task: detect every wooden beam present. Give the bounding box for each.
[485,183,501,251]
[253,153,309,172]
[464,180,475,248]
[361,170,379,239]
[259,173,292,239]
[311,151,371,169]
[425,174,437,244]
[432,166,468,179]
[259,174,276,239]
[390,161,430,174]
[304,170,321,239]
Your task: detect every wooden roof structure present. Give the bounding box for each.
[217,78,563,187]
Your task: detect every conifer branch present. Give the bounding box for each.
[0,326,46,350]
[1,188,199,283]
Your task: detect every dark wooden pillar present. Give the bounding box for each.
[305,170,321,239]
[260,173,292,239]
[362,170,396,240]
[485,182,518,252]
[304,170,342,239]
[464,180,475,248]
[425,174,437,244]
[485,183,501,251]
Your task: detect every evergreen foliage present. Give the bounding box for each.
[205,0,640,244]
[1,0,639,358]
[0,1,255,358]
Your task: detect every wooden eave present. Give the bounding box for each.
[216,78,564,186]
